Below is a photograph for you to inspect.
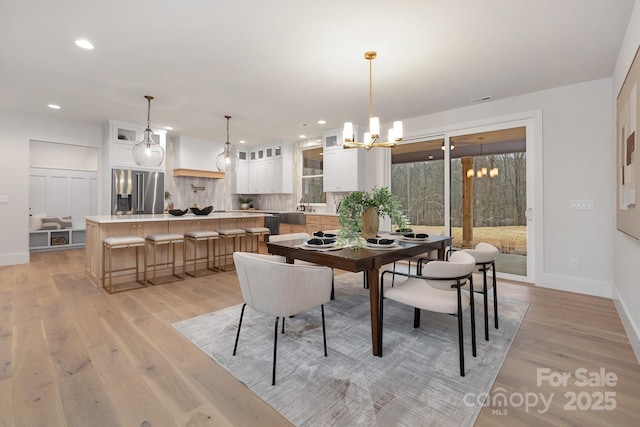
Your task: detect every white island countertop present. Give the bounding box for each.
[85,211,273,224]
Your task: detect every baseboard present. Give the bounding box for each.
[0,251,30,266]
[611,285,640,365]
[537,273,612,298]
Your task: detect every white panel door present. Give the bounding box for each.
[47,176,69,217]
[29,175,47,214]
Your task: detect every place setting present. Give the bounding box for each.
[363,237,403,250]
[296,231,344,251]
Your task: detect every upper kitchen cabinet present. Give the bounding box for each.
[172,135,225,178]
[322,128,365,192]
[103,120,166,172]
[232,149,249,194]
[247,143,293,194]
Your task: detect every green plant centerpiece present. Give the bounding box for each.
[337,187,408,246]
[238,196,253,209]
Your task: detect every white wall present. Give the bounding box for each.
[612,0,640,362]
[0,109,102,265]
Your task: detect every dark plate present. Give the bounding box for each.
[190,206,213,215]
[168,209,188,216]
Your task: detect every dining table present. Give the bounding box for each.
[266,233,453,356]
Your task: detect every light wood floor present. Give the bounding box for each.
[1,249,638,426]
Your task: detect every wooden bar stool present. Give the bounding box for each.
[145,233,186,285]
[184,230,220,277]
[242,226,270,253]
[102,236,147,294]
[216,229,246,271]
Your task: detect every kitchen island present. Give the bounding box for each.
[85,212,272,287]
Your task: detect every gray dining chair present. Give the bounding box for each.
[232,252,334,385]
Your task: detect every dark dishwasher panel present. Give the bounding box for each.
[264,213,280,236]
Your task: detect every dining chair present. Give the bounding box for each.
[461,242,499,341]
[232,252,334,385]
[268,233,335,299]
[380,250,477,376]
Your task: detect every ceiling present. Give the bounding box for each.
[0,0,635,147]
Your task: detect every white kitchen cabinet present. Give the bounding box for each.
[247,143,292,194]
[248,158,265,193]
[232,150,249,194]
[322,128,365,192]
[103,120,167,172]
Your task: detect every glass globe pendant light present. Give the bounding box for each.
[216,115,239,173]
[132,95,165,167]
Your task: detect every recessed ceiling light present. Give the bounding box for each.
[48,104,61,110]
[299,134,306,139]
[164,126,173,130]
[75,39,94,50]
[239,140,246,144]
[318,120,326,125]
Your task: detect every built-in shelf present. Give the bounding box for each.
[173,168,226,179]
[29,228,86,252]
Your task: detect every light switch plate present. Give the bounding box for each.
[0,195,8,204]
[569,199,593,210]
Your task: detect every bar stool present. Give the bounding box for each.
[184,230,220,277]
[216,228,246,271]
[242,226,270,253]
[145,233,186,285]
[102,236,147,294]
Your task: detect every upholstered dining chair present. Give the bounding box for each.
[268,233,335,300]
[232,252,334,385]
[461,242,499,341]
[380,250,477,376]
[389,228,447,286]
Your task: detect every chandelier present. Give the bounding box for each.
[466,137,499,178]
[342,51,403,151]
[216,115,239,173]
[132,95,165,167]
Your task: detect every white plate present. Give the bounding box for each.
[365,241,396,249]
[365,243,402,250]
[304,241,336,249]
[401,236,429,242]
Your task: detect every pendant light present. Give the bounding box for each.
[132,95,165,167]
[342,51,403,151]
[216,115,239,173]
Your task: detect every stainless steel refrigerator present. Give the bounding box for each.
[111,169,164,214]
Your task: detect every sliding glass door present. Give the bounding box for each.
[391,121,533,282]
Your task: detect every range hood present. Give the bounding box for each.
[172,135,226,179]
[173,168,225,179]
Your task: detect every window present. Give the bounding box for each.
[301,147,324,204]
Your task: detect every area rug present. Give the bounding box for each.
[172,272,528,426]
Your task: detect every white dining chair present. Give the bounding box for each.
[462,242,499,341]
[232,252,334,385]
[380,250,477,376]
[268,233,336,299]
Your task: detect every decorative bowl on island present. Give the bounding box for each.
[168,208,188,216]
[190,205,213,215]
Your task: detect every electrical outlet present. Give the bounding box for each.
[569,258,580,270]
[0,195,8,204]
